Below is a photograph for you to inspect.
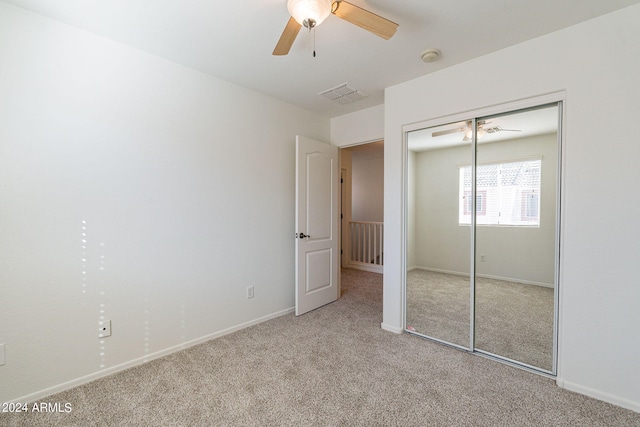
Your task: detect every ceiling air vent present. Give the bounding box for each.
[318,83,368,105]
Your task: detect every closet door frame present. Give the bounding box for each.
[402,92,564,377]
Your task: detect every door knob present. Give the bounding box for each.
[299,232,311,239]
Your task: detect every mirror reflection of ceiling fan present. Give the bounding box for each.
[273,0,399,56]
[432,120,522,141]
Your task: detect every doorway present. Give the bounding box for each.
[340,141,384,274]
[339,141,385,314]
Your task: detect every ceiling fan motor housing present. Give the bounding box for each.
[274,0,398,56]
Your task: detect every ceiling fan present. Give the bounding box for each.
[273,0,399,56]
[432,120,522,141]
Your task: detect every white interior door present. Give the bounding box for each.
[295,135,339,316]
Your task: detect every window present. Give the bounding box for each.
[459,159,541,226]
[463,190,487,216]
[521,190,540,220]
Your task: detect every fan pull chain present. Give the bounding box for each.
[307,25,317,58]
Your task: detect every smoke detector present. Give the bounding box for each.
[421,48,441,63]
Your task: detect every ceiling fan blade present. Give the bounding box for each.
[484,126,522,134]
[273,17,302,56]
[432,127,465,137]
[332,1,398,40]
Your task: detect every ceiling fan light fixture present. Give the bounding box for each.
[464,126,486,141]
[287,0,332,28]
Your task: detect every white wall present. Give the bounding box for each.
[384,4,640,411]
[331,104,384,147]
[351,148,384,222]
[0,3,329,403]
[410,134,558,285]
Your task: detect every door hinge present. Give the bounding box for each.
[341,178,343,183]
[341,213,343,219]
[341,249,343,255]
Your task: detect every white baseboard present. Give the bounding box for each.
[347,262,383,274]
[411,266,553,288]
[478,273,554,288]
[411,266,467,276]
[9,307,295,405]
[557,377,640,413]
[381,322,403,334]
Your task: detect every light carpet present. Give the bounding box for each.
[3,268,639,426]
[406,269,554,371]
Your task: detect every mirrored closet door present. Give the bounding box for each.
[405,120,472,348]
[405,103,561,374]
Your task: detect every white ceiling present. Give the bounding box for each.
[4,0,640,118]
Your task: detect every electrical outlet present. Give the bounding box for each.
[98,320,112,338]
[0,343,5,366]
[246,286,254,299]
[480,255,486,262]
